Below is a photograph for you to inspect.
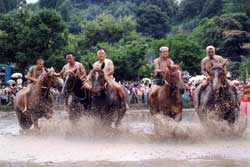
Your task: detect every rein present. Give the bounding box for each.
[41,76,53,98]
[70,75,87,101]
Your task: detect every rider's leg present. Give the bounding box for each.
[64,96,69,112]
[148,85,160,115]
[195,80,208,110]
[150,85,160,98]
[23,86,31,113]
[228,80,238,101]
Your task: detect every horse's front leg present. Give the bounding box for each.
[32,117,39,129]
[175,110,182,122]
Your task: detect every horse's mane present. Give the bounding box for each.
[169,65,182,73]
[36,68,55,85]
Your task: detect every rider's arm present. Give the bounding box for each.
[79,63,86,77]
[169,59,174,66]
[27,66,38,82]
[54,66,65,77]
[106,60,114,76]
[201,59,210,78]
[154,59,161,76]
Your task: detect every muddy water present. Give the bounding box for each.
[0,110,250,167]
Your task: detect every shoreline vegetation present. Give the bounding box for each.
[0,0,250,81]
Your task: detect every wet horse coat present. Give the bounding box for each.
[148,65,185,121]
[15,68,63,129]
[195,62,239,124]
[89,64,128,127]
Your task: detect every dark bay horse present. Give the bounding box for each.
[148,65,186,121]
[62,70,91,121]
[15,68,63,129]
[195,61,239,124]
[89,64,129,127]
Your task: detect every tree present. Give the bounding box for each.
[78,14,136,53]
[80,31,150,80]
[0,0,26,13]
[0,9,67,72]
[39,0,65,9]
[177,0,203,21]
[193,13,250,61]
[136,4,171,39]
[200,0,223,18]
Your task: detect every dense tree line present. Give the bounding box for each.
[0,0,250,80]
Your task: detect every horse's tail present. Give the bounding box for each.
[15,106,33,129]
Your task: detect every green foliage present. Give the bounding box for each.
[223,0,250,14]
[136,4,171,39]
[81,31,150,80]
[1,0,250,80]
[0,9,67,71]
[151,34,204,75]
[78,14,136,53]
[193,13,250,61]
[0,0,26,13]
[239,58,250,81]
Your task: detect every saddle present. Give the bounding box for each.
[153,74,164,86]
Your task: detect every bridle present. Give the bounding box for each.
[41,75,53,98]
[66,74,87,101]
[164,69,183,95]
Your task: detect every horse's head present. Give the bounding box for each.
[62,69,78,97]
[89,63,106,95]
[165,65,185,94]
[211,60,227,90]
[40,67,64,91]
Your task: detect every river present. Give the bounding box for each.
[0,109,249,167]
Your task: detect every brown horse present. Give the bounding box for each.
[195,61,239,124]
[148,65,186,121]
[15,68,63,129]
[89,64,129,127]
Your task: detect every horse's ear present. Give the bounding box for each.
[45,68,48,73]
[88,63,93,70]
[101,63,105,70]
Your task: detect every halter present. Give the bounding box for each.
[68,74,87,101]
[41,75,53,99]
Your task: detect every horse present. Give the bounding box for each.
[89,63,129,127]
[195,61,239,124]
[148,65,186,121]
[15,68,63,129]
[62,70,91,121]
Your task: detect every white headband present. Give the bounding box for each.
[206,46,215,55]
[159,46,169,52]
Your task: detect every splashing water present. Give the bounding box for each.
[0,109,250,166]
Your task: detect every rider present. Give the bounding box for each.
[83,49,115,90]
[23,58,46,113]
[149,46,174,98]
[93,49,114,78]
[196,45,235,108]
[84,49,128,106]
[54,52,86,111]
